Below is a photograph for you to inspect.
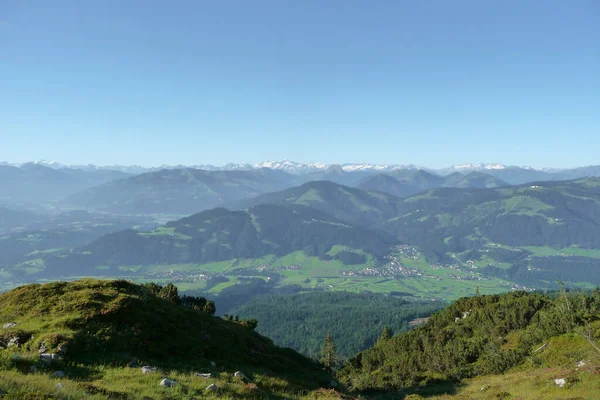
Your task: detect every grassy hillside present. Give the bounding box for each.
[0,279,334,399]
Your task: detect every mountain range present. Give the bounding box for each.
[5,159,600,180]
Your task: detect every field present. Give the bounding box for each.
[91,248,515,302]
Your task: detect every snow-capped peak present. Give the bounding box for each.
[484,163,506,170]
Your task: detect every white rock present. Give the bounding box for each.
[53,371,65,378]
[205,383,218,392]
[555,378,566,388]
[55,383,63,389]
[159,378,177,388]
[2,322,17,329]
[195,372,212,378]
[577,360,586,368]
[141,366,156,374]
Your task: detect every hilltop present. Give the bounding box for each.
[232,180,404,228]
[0,279,332,399]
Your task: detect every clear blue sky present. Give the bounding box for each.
[1,1,598,168]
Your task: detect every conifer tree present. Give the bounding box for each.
[376,326,392,346]
[321,331,338,370]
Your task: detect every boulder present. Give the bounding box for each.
[7,337,21,348]
[205,383,218,392]
[2,322,17,329]
[159,378,177,388]
[194,372,212,378]
[555,378,566,388]
[141,366,156,374]
[53,371,65,378]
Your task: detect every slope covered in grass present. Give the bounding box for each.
[0,279,331,399]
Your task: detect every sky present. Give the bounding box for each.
[1,1,599,168]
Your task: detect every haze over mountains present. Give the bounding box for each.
[5,158,600,177]
[2,158,600,296]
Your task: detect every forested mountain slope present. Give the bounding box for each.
[39,204,397,277]
[338,289,600,393]
[230,291,444,359]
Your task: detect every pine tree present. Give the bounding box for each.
[321,331,338,370]
[376,326,392,346]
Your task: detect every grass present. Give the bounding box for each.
[295,188,325,205]
[408,333,600,400]
[139,226,192,240]
[0,279,334,399]
[524,245,600,259]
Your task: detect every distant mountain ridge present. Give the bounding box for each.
[5,159,600,182]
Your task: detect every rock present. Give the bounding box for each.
[577,360,586,368]
[555,378,566,388]
[194,372,212,378]
[159,378,177,388]
[141,366,156,374]
[55,383,63,389]
[40,353,61,364]
[38,342,48,354]
[462,309,472,319]
[2,322,17,329]
[7,337,21,348]
[234,371,250,381]
[210,361,216,367]
[53,371,65,378]
[205,383,218,392]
